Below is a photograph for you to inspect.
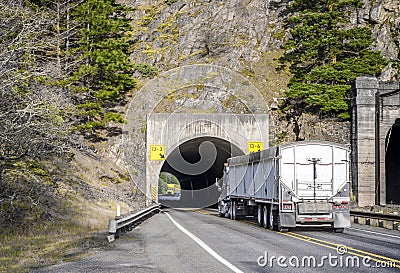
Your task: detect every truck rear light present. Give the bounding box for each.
[332,198,350,205]
[300,217,332,222]
[333,205,348,209]
[282,204,292,210]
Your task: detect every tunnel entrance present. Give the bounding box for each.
[159,137,244,208]
[385,118,400,204]
[158,172,181,202]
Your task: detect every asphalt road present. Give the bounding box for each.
[32,208,400,273]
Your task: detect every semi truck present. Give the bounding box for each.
[216,141,350,232]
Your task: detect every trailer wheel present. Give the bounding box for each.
[334,228,344,233]
[224,210,229,218]
[262,205,268,229]
[218,202,223,217]
[257,204,263,227]
[274,212,283,232]
[232,201,237,220]
[271,210,286,232]
[269,206,274,230]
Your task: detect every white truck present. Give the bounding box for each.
[216,141,351,232]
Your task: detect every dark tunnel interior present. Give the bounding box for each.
[159,137,244,208]
[386,119,400,204]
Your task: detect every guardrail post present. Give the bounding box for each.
[107,219,117,242]
[108,219,117,234]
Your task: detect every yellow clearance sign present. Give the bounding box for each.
[150,145,166,160]
[248,141,263,153]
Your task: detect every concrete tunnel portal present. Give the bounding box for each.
[146,113,269,207]
[159,137,245,208]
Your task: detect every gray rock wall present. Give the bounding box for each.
[122,0,398,145]
[126,0,399,81]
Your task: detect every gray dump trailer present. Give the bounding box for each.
[216,141,351,232]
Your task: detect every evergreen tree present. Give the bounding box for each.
[67,0,136,139]
[280,0,387,121]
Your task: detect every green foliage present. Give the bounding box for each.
[280,0,387,120]
[158,178,168,194]
[67,0,136,138]
[158,172,179,194]
[165,0,178,5]
[135,63,159,78]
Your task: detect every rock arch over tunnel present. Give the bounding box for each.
[122,64,269,205]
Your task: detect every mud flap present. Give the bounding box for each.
[280,212,296,228]
[333,211,351,228]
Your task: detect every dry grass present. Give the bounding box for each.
[0,220,109,273]
[0,196,128,273]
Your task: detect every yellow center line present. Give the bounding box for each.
[287,232,400,265]
[239,220,399,268]
[192,210,400,268]
[281,232,400,268]
[240,220,258,226]
[191,209,212,216]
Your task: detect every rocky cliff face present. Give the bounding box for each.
[127,0,398,79]
[360,0,399,80]
[127,0,292,105]
[122,0,398,143]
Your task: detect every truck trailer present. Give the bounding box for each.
[216,141,351,232]
[166,183,181,196]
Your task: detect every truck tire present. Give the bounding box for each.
[224,210,229,218]
[232,201,237,220]
[262,205,268,229]
[269,206,274,230]
[229,201,233,220]
[271,210,286,232]
[334,228,344,233]
[274,212,282,232]
[218,202,223,217]
[257,204,263,227]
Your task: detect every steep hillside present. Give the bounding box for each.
[0,142,145,272]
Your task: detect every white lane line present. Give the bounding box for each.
[164,212,244,273]
[348,227,400,239]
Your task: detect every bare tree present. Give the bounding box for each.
[0,1,72,164]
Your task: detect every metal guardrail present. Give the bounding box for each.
[351,210,400,221]
[350,210,400,230]
[107,204,160,241]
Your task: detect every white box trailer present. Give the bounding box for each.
[216,141,351,232]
